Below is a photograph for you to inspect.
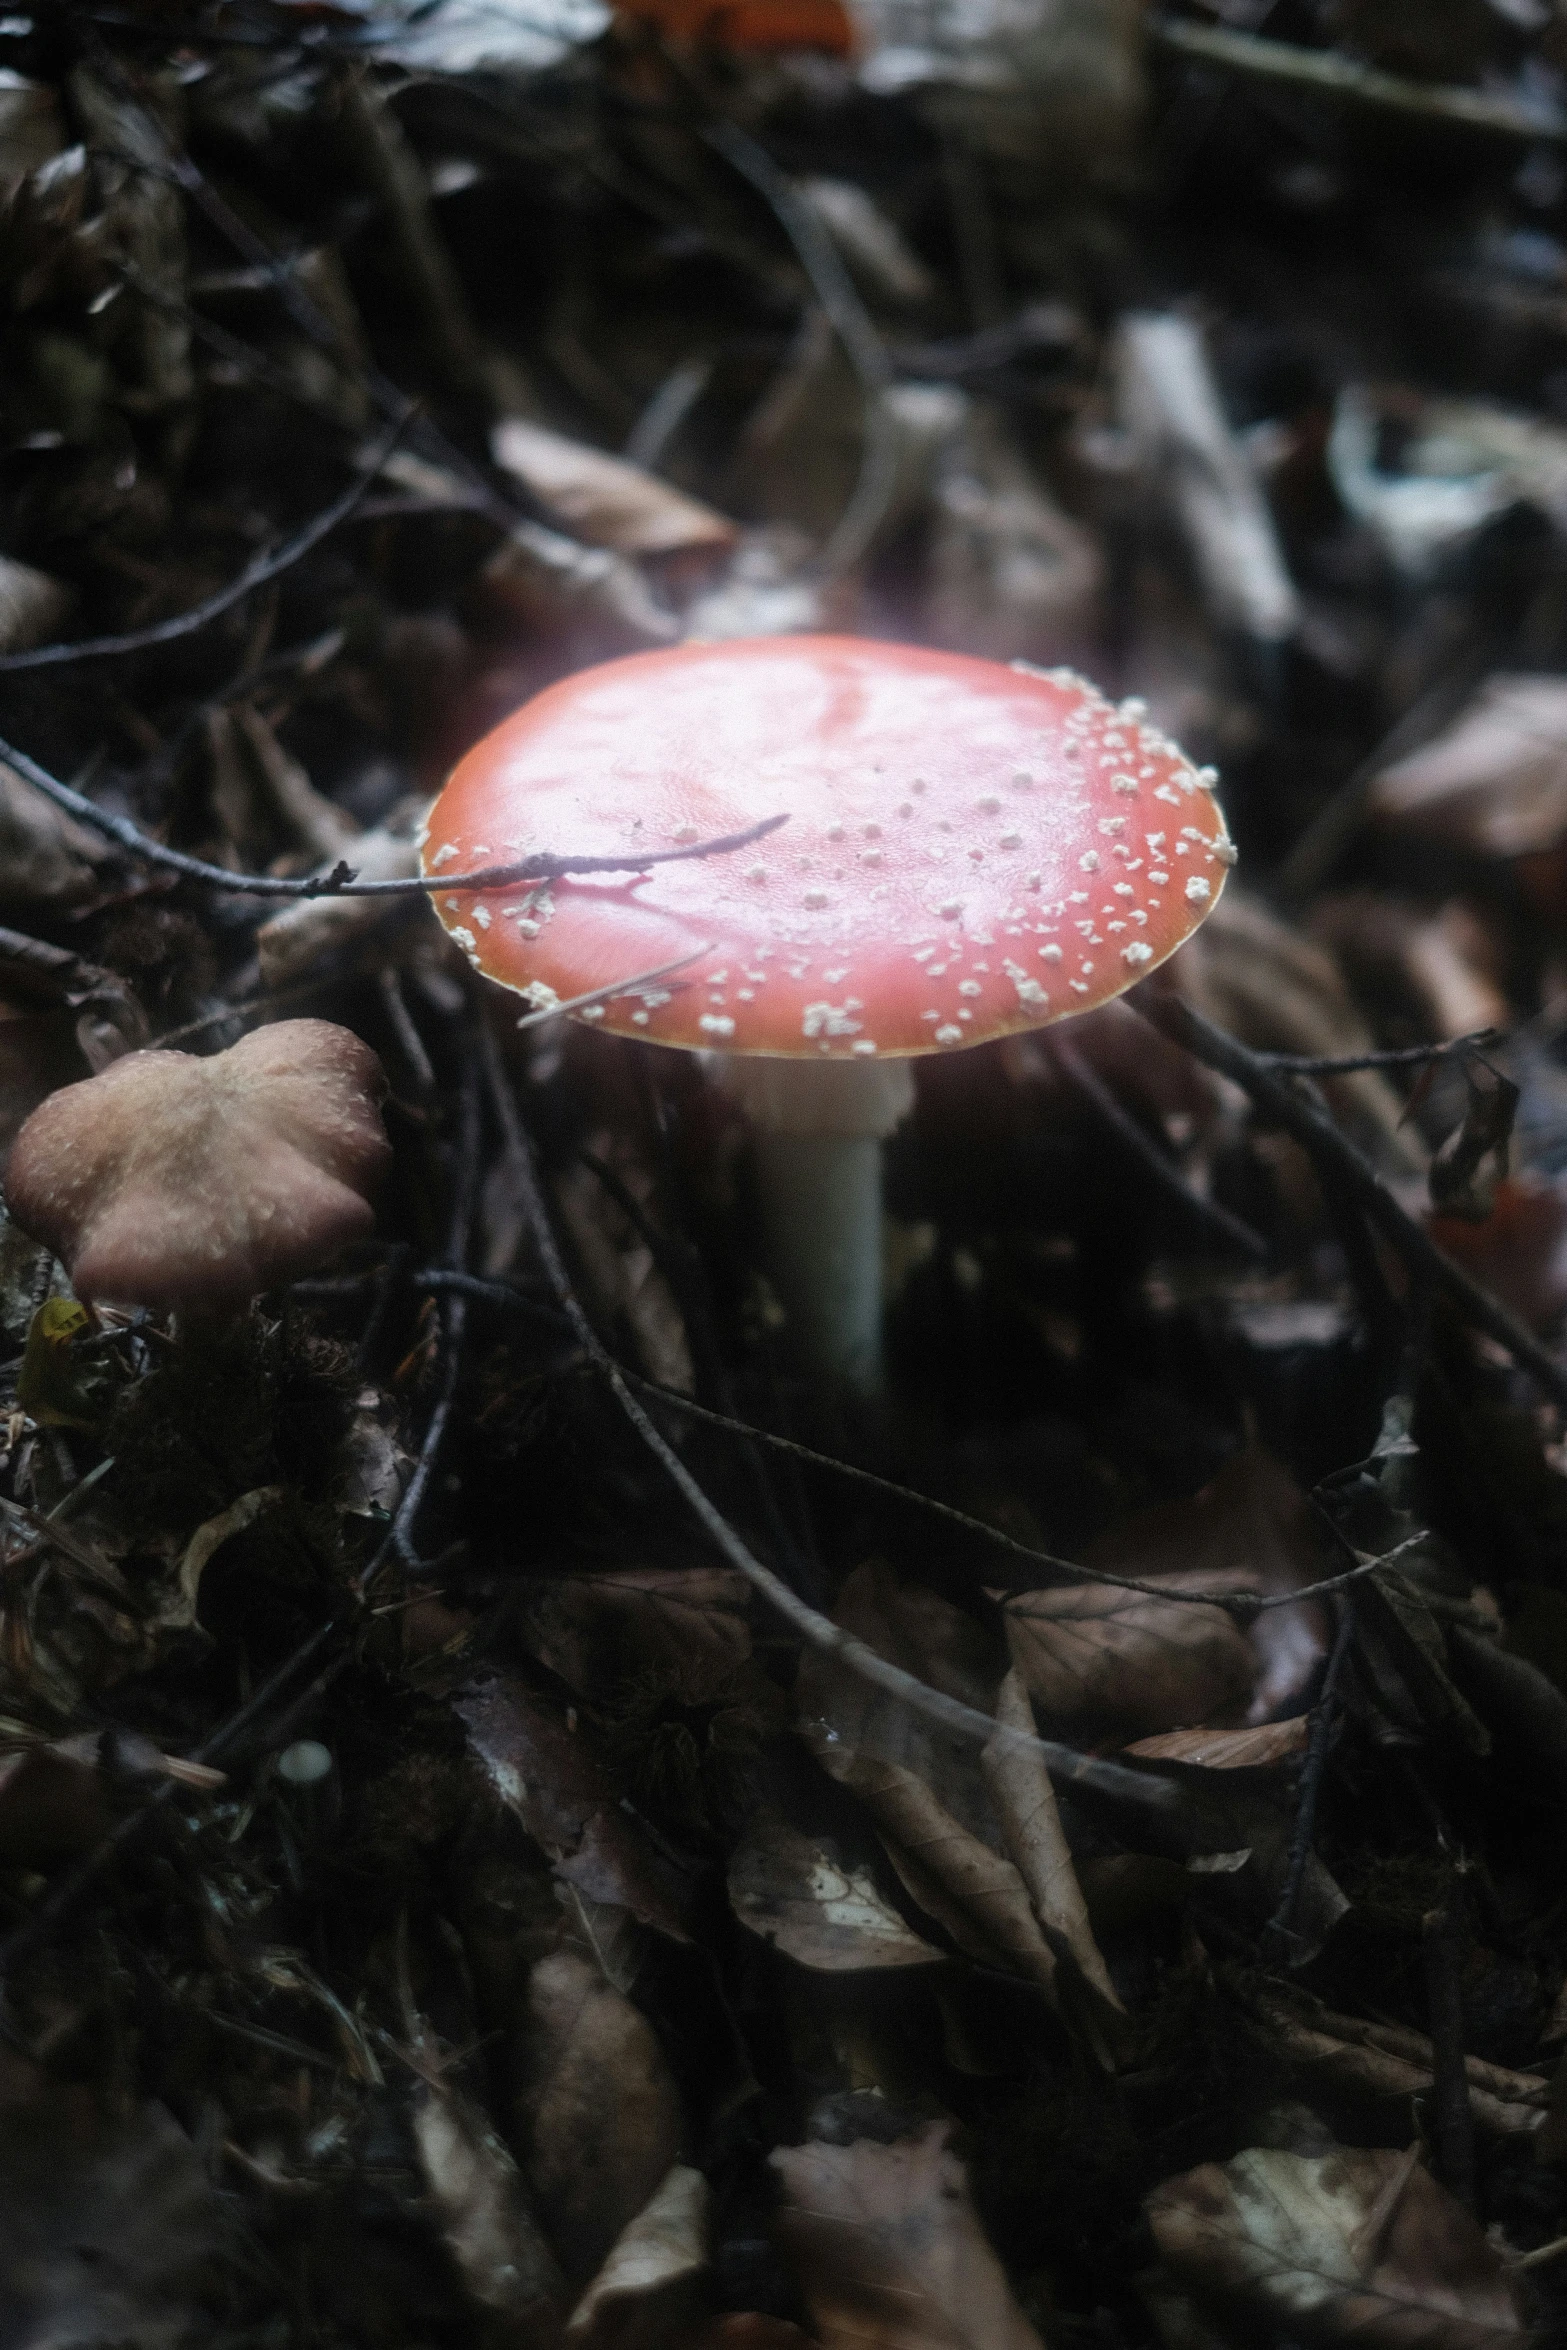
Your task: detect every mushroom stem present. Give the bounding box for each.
[712,1056,915,1393]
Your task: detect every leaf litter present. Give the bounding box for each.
[8,2,1567,2345]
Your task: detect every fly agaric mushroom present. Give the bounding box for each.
[422,636,1233,1388]
[4,1020,390,1315]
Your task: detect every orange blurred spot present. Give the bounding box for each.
[615,0,853,52]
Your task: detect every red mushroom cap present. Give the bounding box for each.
[4,1020,390,1313]
[422,637,1233,1058]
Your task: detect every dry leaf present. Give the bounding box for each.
[0,555,72,653]
[1310,896,1509,1044]
[412,2074,568,2345]
[1237,1981,1548,2139]
[565,2162,709,2347]
[511,1950,684,2290]
[519,1566,750,1707]
[728,1808,944,1972]
[1125,1720,1310,1768]
[0,762,106,910]
[458,1675,693,1940]
[981,1667,1123,2029]
[771,2121,1044,2350]
[1146,2142,1523,2349]
[1005,1450,1331,1740]
[795,1565,1061,1996]
[1003,1569,1255,1743]
[492,418,736,564]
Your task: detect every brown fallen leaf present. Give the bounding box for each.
[1003,1567,1255,1744]
[981,1667,1124,2042]
[458,1675,693,1940]
[1145,2141,1523,2349]
[925,401,1102,664]
[510,1949,685,2291]
[728,1808,944,1973]
[685,2324,813,2348]
[1004,1450,1331,1739]
[1125,1720,1310,1769]
[492,418,736,565]
[1310,895,1510,1045]
[520,1565,749,1708]
[411,2071,568,2346]
[0,762,107,910]
[772,2121,1044,2350]
[565,2162,709,2347]
[796,1565,1062,2001]
[1236,1980,1548,2139]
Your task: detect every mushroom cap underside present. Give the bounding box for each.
[422,636,1233,1058]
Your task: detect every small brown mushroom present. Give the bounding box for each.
[3,1019,390,1314]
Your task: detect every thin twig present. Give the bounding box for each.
[1256,1030,1506,1076]
[0,735,788,899]
[382,1045,483,1574]
[0,409,411,673]
[1264,1600,1355,1960]
[1151,16,1567,142]
[1130,986,1567,1411]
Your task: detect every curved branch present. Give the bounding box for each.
[0,736,787,899]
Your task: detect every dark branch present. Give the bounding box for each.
[1255,1029,1506,1076]
[0,736,788,899]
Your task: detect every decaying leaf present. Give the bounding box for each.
[519,1565,750,1706]
[510,1949,685,2290]
[0,761,107,909]
[411,2071,568,2346]
[565,2162,709,2346]
[981,1667,1124,2040]
[771,2121,1045,2350]
[1236,1979,1548,2138]
[1125,1719,1309,1768]
[458,1674,694,1939]
[795,1565,1065,2001]
[728,1808,944,1972]
[158,1484,287,1634]
[492,418,736,565]
[925,401,1102,661]
[1145,2141,1524,2348]
[1004,1450,1330,1738]
[0,554,72,653]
